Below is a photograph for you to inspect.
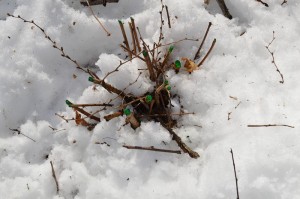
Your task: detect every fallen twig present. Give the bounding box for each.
[159,120,200,158]
[265,31,284,84]
[50,161,59,194]
[230,149,239,199]
[247,124,295,128]
[256,0,269,7]
[123,145,181,154]
[9,128,36,142]
[85,0,111,36]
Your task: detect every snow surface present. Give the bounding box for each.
[1,0,300,198]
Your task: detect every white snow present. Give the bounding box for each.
[1,0,300,198]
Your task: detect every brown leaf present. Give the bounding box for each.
[181,57,198,73]
[75,110,90,126]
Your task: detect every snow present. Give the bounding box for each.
[1,0,300,198]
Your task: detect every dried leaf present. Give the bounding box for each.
[181,57,198,73]
[75,110,90,126]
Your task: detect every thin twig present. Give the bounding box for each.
[70,103,113,108]
[256,0,269,7]
[198,38,216,67]
[216,0,233,19]
[118,20,132,58]
[247,124,295,128]
[123,145,181,154]
[165,5,171,28]
[194,22,212,60]
[7,13,88,73]
[230,149,239,199]
[130,18,141,52]
[281,0,287,5]
[9,128,36,142]
[72,106,101,122]
[50,161,60,194]
[159,120,200,158]
[265,31,284,84]
[85,0,111,36]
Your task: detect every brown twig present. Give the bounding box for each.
[230,149,239,199]
[142,47,156,81]
[50,161,60,194]
[281,0,287,5]
[85,0,111,36]
[247,124,295,128]
[130,18,141,52]
[216,0,233,19]
[72,106,101,122]
[165,5,171,28]
[159,120,200,158]
[129,22,137,54]
[198,38,216,67]
[9,128,36,142]
[158,0,165,46]
[70,103,114,108]
[194,22,212,60]
[104,111,123,121]
[265,31,284,84]
[256,0,269,7]
[55,113,70,123]
[123,145,181,154]
[7,13,88,73]
[118,20,132,58]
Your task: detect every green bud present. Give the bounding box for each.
[164,80,169,85]
[165,85,171,91]
[168,45,174,53]
[145,95,153,103]
[65,100,73,107]
[142,50,148,57]
[124,108,131,116]
[174,60,181,69]
[88,77,94,82]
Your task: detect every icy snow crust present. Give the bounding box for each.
[1,0,300,198]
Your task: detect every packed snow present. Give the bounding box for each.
[1,0,300,198]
